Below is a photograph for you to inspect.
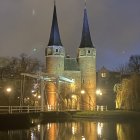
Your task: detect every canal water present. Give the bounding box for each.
[0,120,139,140]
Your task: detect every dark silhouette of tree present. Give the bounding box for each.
[0,57,10,79]
[116,55,140,74]
[1,53,42,79]
[116,63,130,75]
[128,55,140,73]
[0,54,43,105]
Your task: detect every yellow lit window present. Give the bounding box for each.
[101,72,106,77]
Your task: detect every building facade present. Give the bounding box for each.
[97,66,120,109]
[45,3,96,110]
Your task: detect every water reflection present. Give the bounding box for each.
[97,122,103,137]
[0,121,140,140]
[117,122,140,140]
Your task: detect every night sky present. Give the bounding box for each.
[0,0,140,70]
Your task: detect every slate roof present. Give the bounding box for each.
[48,4,62,46]
[79,6,94,48]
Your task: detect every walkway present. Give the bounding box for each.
[0,105,107,114]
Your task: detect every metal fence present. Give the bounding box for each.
[0,106,42,114]
[95,105,108,111]
[0,105,108,114]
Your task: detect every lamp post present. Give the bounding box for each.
[37,95,41,106]
[6,87,12,106]
[96,89,104,111]
[80,90,93,110]
[33,93,37,106]
[80,90,85,110]
[81,90,85,95]
[96,89,102,96]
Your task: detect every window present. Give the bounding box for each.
[47,48,52,55]
[88,50,90,53]
[101,72,106,78]
[56,49,58,52]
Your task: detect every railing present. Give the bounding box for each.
[0,106,42,114]
[0,105,108,114]
[95,105,108,111]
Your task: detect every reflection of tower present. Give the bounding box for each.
[45,3,65,109]
[77,3,96,110]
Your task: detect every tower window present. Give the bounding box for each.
[47,48,52,55]
[88,50,90,53]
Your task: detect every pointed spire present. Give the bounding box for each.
[84,0,87,8]
[48,1,62,46]
[79,2,94,48]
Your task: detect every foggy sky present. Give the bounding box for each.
[0,0,140,70]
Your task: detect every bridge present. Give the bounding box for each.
[0,72,108,116]
[0,104,107,128]
[20,72,75,111]
[0,105,107,114]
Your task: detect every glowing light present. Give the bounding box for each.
[31,131,35,140]
[96,89,102,95]
[71,123,77,135]
[72,126,75,134]
[38,95,41,99]
[82,136,86,140]
[100,92,102,95]
[71,95,77,100]
[33,94,37,97]
[6,87,12,93]
[81,90,85,94]
[47,123,52,130]
[31,90,35,93]
[70,82,75,92]
[37,124,40,131]
[97,122,103,137]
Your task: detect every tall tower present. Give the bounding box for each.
[45,2,65,110]
[77,2,96,110]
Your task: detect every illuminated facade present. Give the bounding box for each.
[97,66,120,109]
[45,3,96,110]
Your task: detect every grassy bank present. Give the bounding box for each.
[72,110,140,121]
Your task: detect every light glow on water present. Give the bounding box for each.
[1,121,140,140]
[97,122,103,137]
[72,123,77,135]
[82,136,86,140]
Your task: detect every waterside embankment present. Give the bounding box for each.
[0,110,140,129]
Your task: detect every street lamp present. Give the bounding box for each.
[38,95,41,99]
[6,87,12,93]
[80,90,86,110]
[6,87,12,106]
[96,89,102,96]
[80,90,93,110]
[81,90,85,95]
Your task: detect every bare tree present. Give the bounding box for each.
[0,57,10,79]
[116,63,130,75]
[128,55,140,73]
